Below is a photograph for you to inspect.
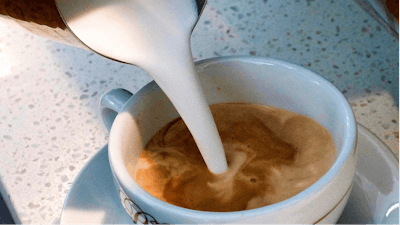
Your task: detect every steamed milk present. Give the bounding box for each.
[65,0,228,173]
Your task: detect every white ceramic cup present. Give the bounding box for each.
[100,56,358,224]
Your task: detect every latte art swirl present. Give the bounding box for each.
[130,103,336,212]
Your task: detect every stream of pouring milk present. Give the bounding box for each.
[62,0,228,173]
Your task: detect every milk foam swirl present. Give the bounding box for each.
[131,103,336,212]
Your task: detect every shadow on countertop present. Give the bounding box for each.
[0,192,14,224]
[0,178,19,224]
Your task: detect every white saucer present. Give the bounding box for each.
[60,124,399,224]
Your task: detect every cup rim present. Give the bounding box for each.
[108,56,357,219]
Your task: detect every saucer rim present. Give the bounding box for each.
[358,123,399,162]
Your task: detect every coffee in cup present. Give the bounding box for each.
[130,103,336,212]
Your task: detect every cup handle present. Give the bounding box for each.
[100,88,133,131]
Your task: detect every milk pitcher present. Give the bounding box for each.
[0,0,88,49]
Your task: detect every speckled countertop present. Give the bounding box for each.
[0,0,398,224]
